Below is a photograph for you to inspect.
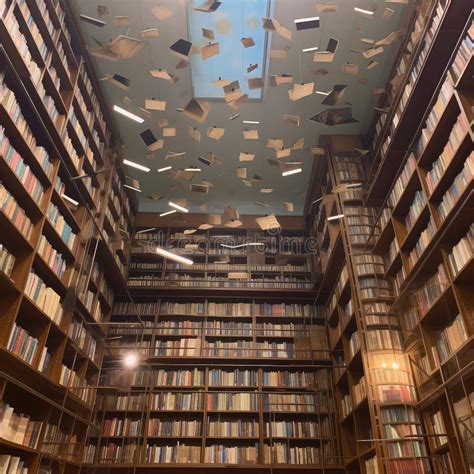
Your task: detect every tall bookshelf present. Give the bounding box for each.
[310,136,436,474]
[81,225,345,472]
[307,10,472,474]
[0,0,135,472]
[365,0,471,205]
[371,14,473,474]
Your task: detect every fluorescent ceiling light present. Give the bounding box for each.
[229,113,240,120]
[294,16,319,24]
[169,201,189,213]
[160,210,177,217]
[327,214,344,221]
[282,168,302,176]
[184,168,201,172]
[113,105,144,123]
[315,90,330,96]
[242,120,260,124]
[156,246,193,265]
[136,227,157,234]
[220,242,265,249]
[61,193,79,206]
[158,166,172,172]
[312,196,324,204]
[123,159,150,172]
[354,7,374,15]
[302,47,318,53]
[124,184,141,192]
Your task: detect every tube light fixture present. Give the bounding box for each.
[315,90,330,96]
[282,168,302,176]
[123,159,150,172]
[229,113,240,120]
[156,247,193,265]
[354,7,374,15]
[61,193,79,206]
[327,214,344,221]
[123,352,139,369]
[159,210,177,217]
[302,47,318,53]
[294,16,320,24]
[220,242,265,249]
[184,168,201,172]
[169,201,189,213]
[136,227,157,234]
[242,120,260,124]
[113,105,145,123]
[158,166,172,172]
[124,183,141,192]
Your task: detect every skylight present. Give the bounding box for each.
[188,0,271,100]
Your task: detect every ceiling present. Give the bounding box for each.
[70,0,410,216]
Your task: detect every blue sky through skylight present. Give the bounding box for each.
[188,0,270,99]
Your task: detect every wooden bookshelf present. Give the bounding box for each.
[365,0,472,205]
[369,16,473,473]
[308,135,438,474]
[84,224,344,472]
[0,0,135,472]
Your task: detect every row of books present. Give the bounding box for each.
[447,223,473,276]
[209,369,257,387]
[407,217,436,270]
[37,235,67,280]
[208,419,257,438]
[352,376,367,405]
[68,318,98,362]
[0,184,34,242]
[46,202,76,251]
[101,418,141,437]
[341,394,352,418]
[404,190,426,231]
[0,80,53,179]
[388,153,417,209]
[434,313,469,362]
[438,152,474,219]
[130,262,309,273]
[412,264,449,317]
[128,275,312,289]
[0,402,43,448]
[265,419,329,438]
[98,443,137,463]
[6,322,50,372]
[0,128,45,205]
[366,329,403,352]
[0,455,29,474]
[263,443,323,465]
[425,113,469,195]
[148,419,202,437]
[114,301,313,318]
[25,271,63,324]
[204,445,257,464]
[388,237,400,265]
[449,25,474,84]
[416,76,454,156]
[370,0,430,150]
[427,409,448,447]
[100,368,329,391]
[393,266,407,298]
[41,422,69,458]
[353,258,385,278]
[145,444,200,464]
[0,244,15,277]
